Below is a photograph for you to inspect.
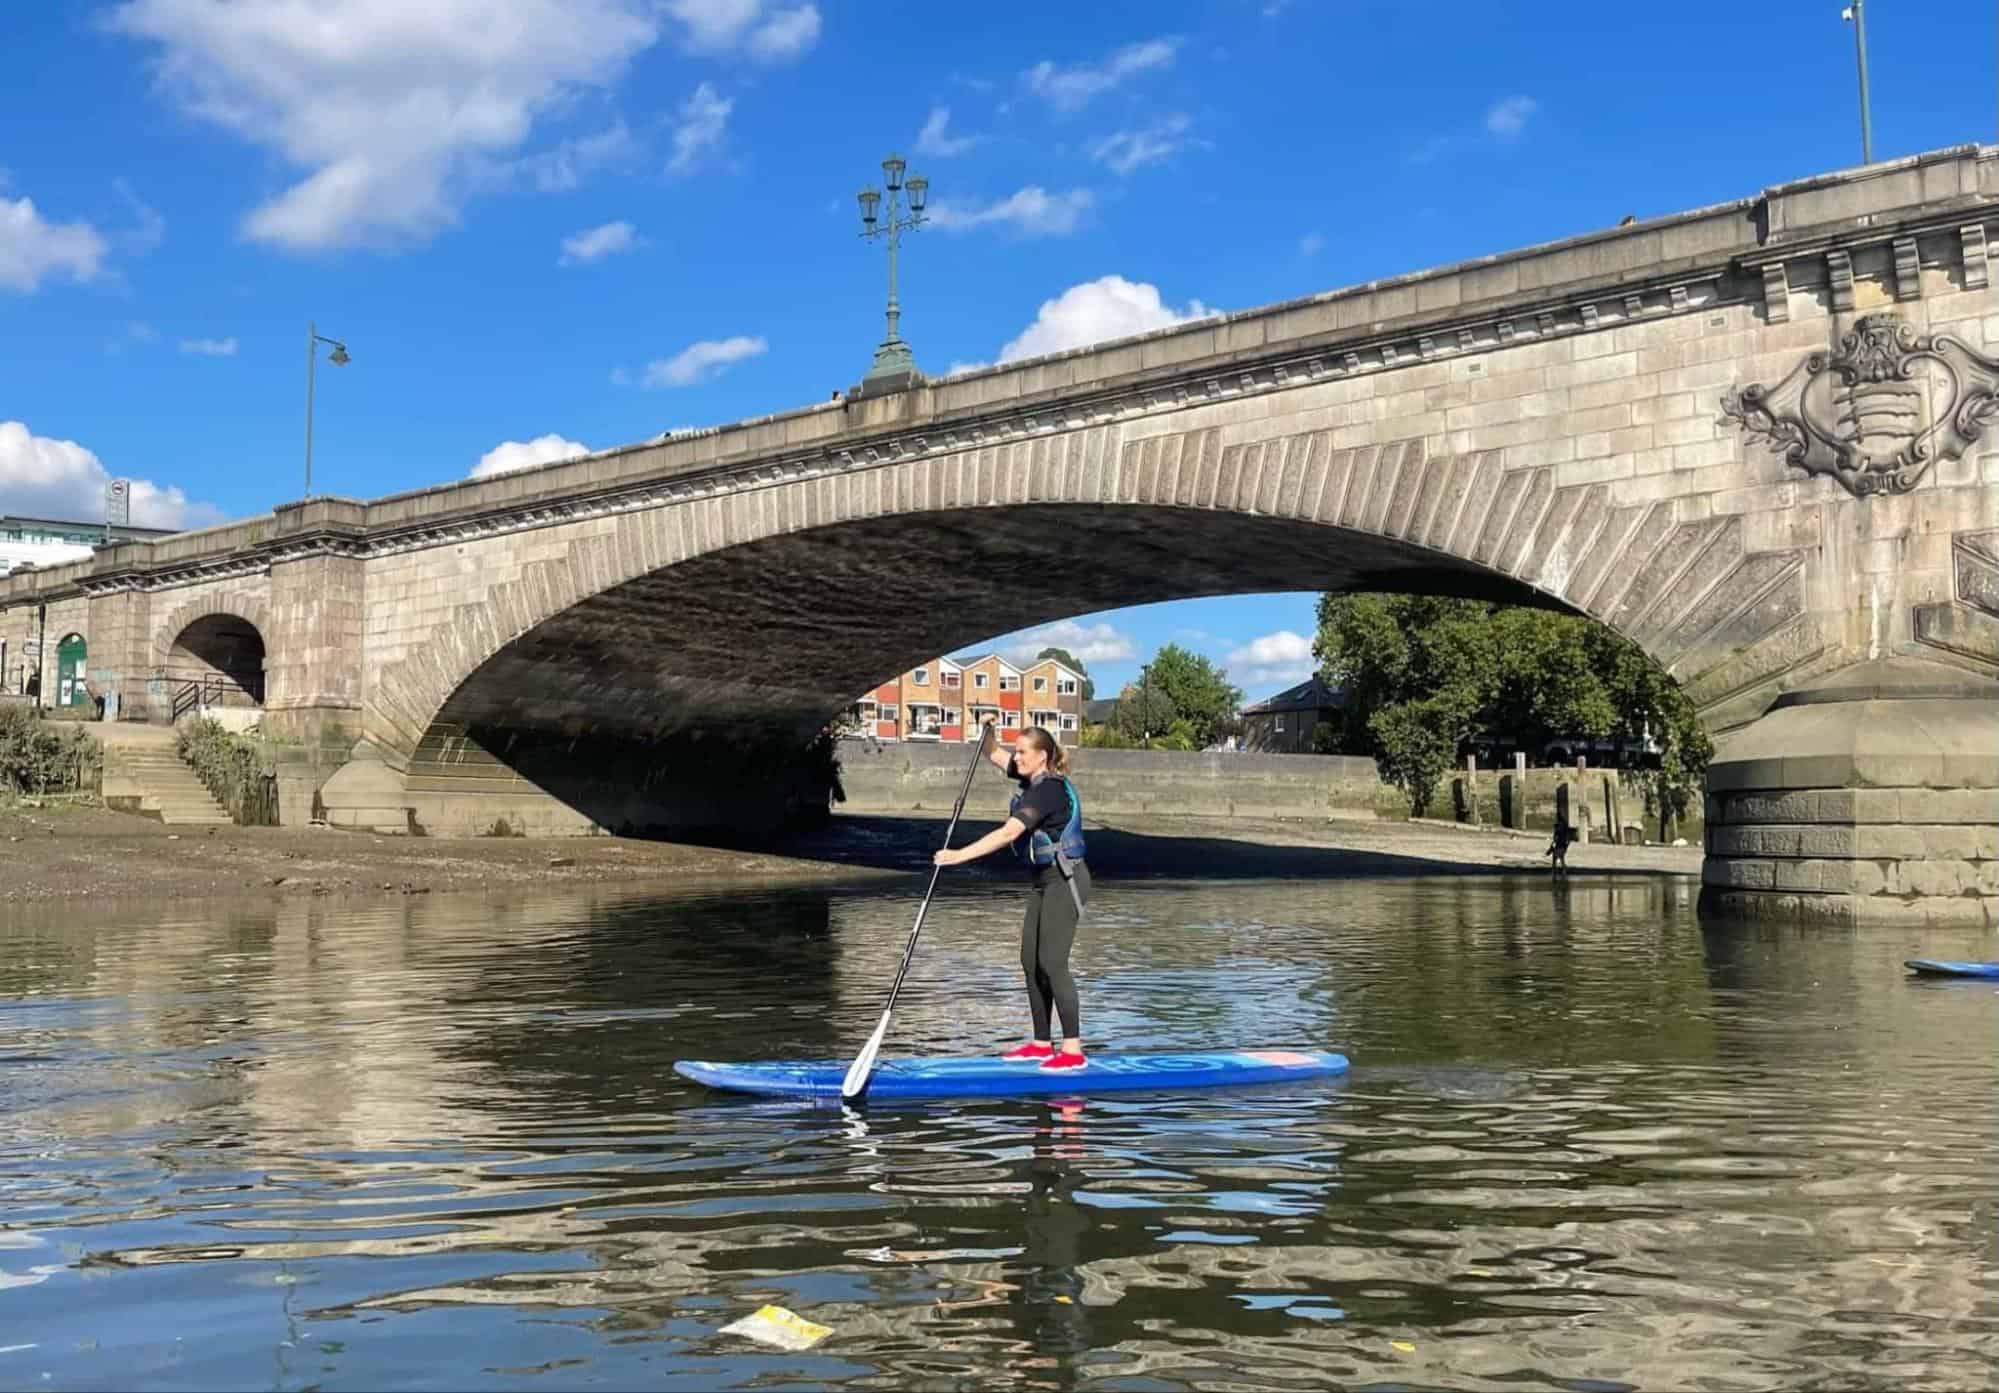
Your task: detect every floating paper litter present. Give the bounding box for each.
[719,1304,833,1351]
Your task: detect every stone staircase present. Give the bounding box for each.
[98,727,234,826]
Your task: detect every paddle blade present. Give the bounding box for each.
[841,1009,892,1100]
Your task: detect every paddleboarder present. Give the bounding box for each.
[934,720,1092,1072]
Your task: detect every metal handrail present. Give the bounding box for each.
[161,667,264,720]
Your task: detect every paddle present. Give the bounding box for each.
[841,721,993,1102]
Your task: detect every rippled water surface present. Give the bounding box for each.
[3,865,1997,1390]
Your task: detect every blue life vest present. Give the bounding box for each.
[1010,774,1087,868]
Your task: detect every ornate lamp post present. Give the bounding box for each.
[304,320,351,498]
[855,152,929,394]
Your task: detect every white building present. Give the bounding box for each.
[0,514,177,577]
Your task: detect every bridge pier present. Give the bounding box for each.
[1699,658,1999,927]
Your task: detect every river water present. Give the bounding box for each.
[3,853,1996,1390]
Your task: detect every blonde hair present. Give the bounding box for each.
[1019,725,1069,775]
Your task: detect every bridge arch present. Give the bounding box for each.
[363,425,1807,834]
[153,593,271,711]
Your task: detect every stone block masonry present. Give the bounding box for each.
[836,741,1404,823]
[837,741,1679,845]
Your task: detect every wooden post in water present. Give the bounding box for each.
[1513,751,1527,829]
[1574,755,1590,843]
[1466,753,1480,825]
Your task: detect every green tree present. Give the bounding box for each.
[1369,695,1471,817]
[1136,643,1243,749]
[1312,592,1711,818]
[1113,682,1177,742]
[1034,646,1095,701]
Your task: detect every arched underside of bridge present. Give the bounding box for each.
[390,494,1785,840]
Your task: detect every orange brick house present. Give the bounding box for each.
[898,656,964,741]
[850,653,1087,742]
[1020,656,1084,738]
[851,674,902,741]
[955,653,1023,738]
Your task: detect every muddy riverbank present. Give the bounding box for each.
[0,799,1702,906]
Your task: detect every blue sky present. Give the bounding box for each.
[4,1,1997,702]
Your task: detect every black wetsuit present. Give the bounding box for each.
[1009,758,1091,1041]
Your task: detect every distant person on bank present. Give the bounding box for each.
[933,719,1092,1072]
[1547,810,1575,873]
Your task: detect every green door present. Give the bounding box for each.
[55,634,87,708]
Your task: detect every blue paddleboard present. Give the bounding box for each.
[673,1048,1349,1100]
[1904,958,1999,979]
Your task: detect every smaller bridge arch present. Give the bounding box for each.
[153,593,271,717]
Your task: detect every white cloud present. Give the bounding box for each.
[668,82,732,175]
[0,420,225,530]
[1410,94,1539,167]
[1024,37,1180,114]
[1089,114,1201,175]
[103,0,663,252]
[998,619,1136,667]
[915,106,979,157]
[470,433,591,479]
[635,334,767,388]
[927,186,1093,238]
[1225,629,1315,687]
[1484,95,1538,140]
[112,178,166,252]
[178,336,238,357]
[745,4,820,62]
[559,219,639,265]
[1299,232,1324,256]
[0,190,110,292]
[106,321,160,356]
[502,122,637,193]
[996,275,1214,364]
[664,0,820,62]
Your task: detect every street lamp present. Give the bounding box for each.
[855,151,929,394]
[1842,1,1874,164]
[304,320,351,499]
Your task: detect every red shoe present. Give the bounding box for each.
[1002,1041,1056,1062]
[1039,1049,1087,1072]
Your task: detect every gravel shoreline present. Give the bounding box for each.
[0,799,1702,909]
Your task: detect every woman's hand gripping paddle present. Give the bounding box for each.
[841,722,993,1102]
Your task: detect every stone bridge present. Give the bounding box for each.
[5,145,1997,925]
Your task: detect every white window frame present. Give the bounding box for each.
[942,670,961,688]
[879,703,898,721]
[1059,713,1078,732]
[1001,710,1019,728]
[999,674,1020,690]
[906,702,944,738]
[913,667,929,685]
[943,707,961,724]
[1274,714,1287,732]
[1032,675,1048,692]
[974,672,990,689]
[1030,708,1060,728]
[1057,678,1077,695]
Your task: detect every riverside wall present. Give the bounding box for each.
[833,738,1677,842]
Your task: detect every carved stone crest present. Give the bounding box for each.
[1720,313,1999,496]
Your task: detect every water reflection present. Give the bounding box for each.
[1,871,1995,1390]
